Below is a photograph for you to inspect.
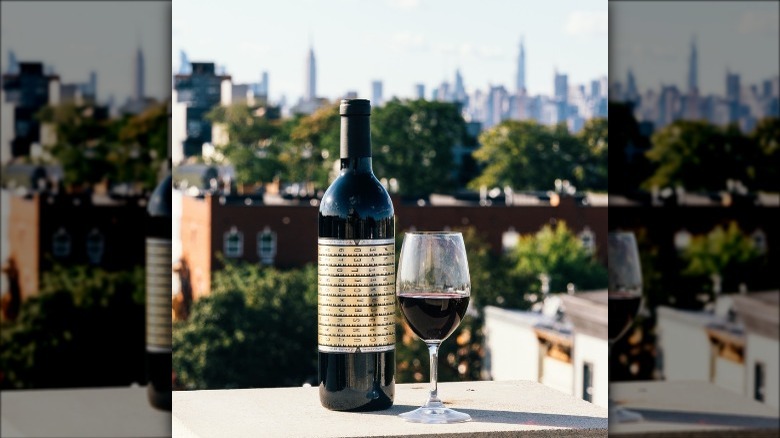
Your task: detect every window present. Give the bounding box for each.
[582,362,594,403]
[223,227,243,258]
[751,229,767,255]
[754,362,765,402]
[257,227,277,265]
[579,227,595,255]
[52,227,71,258]
[85,228,105,265]
[187,120,202,138]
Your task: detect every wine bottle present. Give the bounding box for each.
[318,99,395,411]
[145,108,172,410]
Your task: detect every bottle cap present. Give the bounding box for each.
[340,99,371,116]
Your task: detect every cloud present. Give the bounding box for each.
[387,0,421,10]
[388,31,428,52]
[564,10,608,36]
[737,10,779,35]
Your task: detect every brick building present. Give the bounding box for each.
[4,191,147,299]
[178,192,608,299]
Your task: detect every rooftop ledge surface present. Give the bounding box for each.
[173,380,608,438]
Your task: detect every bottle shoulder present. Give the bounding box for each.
[319,171,394,219]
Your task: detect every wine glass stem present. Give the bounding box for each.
[425,342,443,407]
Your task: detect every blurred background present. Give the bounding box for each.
[608,0,779,432]
[1,1,171,436]
[1,0,171,388]
[169,0,610,408]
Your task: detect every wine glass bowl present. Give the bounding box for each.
[396,231,472,424]
[607,231,644,423]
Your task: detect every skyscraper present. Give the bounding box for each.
[415,83,425,100]
[688,36,698,93]
[305,46,316,102]
[516,37,526,94]
[372,80,383,107]
[134,45,145,102]
[454,69,466,103]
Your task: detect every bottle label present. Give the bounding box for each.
[318,238,395,353]
[146,237,172,352]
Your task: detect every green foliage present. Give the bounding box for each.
[509,222,607,295]
[681,222,762,287]
[395,313,484,384]
[372,99,465,197]
[643,119,779,192]
[36,102,168,190]
[286,102,342,188]
[469,120,606,192]
[577,118,609,191]
[749,118,780,190]
[205,104,286,186]
[172,262,319,389]
[0,266,145,389]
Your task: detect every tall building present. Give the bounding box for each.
[554,71,569,123]
[179,50,191,75]
[305,46,316,102]
[516,37,526,94]
[454,69,467,103]
[173,62,231,158]
[6,50,19,75]
[372,80,383,107]
[688,36,698,94]
[415,83,425,100]
[1,62,60,160]
[134,45,145,103]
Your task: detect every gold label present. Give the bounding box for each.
[318,238,395,353]
[146,238,171,352]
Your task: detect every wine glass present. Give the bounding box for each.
[396,232,472,424]
[608,231,644,423]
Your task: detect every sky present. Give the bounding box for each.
[610,1,780,96]
[172,0,608,103]
[0,1,171,104]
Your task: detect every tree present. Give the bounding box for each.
[36,103,116,188]
[372,99,465,197]
[681,221,763,293]
[748,117,780,191]
[510,221,607,295]
[205,104,285,186]
[643,120,755,192]
[115,102,169,189]
[172,263,319,389]
[286,102,341,189]
[35,102,168,191]
[577,118,608,191]
[469,120,588,192]
[0,266,145,389]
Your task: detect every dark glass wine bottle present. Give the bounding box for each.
[145,114,172,410]
[318,99,395,411]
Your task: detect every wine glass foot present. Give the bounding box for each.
[399,405,471,424]
[609,403,643,423]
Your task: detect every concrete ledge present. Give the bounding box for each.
[173,380,607,437]
[610,381,780,437]
[1,386,171,437]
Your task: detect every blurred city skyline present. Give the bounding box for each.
[610,1,779,95]
[172,0,608,103]
[0,1,171,105]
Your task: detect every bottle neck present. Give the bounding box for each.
[340,114,372,173]
[340,156,373,173]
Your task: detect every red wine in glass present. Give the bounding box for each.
[398,293,470,342]
[608,290,642,343]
